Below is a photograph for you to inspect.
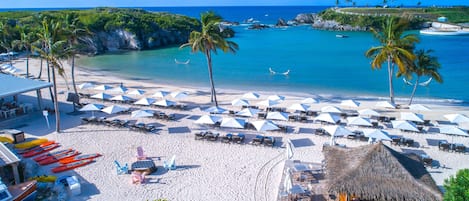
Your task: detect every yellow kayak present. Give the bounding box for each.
[29,175,57,183]
[0,136,13,144]
[14,138,48,149]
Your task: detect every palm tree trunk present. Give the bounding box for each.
[409,77,420,105]
[46,60,54,103]
[37,58,43,79]
[205,50,218,106]
[51,65,61,133]
[25,54,29,78]
[387,57,395,105]
[71,54,78,98]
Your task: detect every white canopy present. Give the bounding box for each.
[375,101,396,109]
[170,91,188,99]
[251,120,279,132]
[242,92,260,99]
[409,104,431,111]
[93,84,113,91]
[235,108,260,117]
[400,112,424,123]
[109,86,128,94]
[0,74,53,99]
[204,106,227,114]
[301,97,319,104]
[288,103,309,112]
[363,129,392,141]
[444,114,469,124]
[323,125,353,137]
[127,89,146,95]
[131,110,154,118]
[220,117,246,129]
[110,95,134,102]
[267,95,285,101]
[80,103,104,111]
[91,92,112,100]
[101,105,129,114]
[154,99,176,107]
[266,111,289,121]
[134,98,156,106]
[391,120,419,132]
[257,99,279,107]
[340,99,360,108]
[346,116,372,127]
[320,106,342,114]
[231,98,250,106]
[358,109,380,117]
[152,91,170,98]
[314,113,340,124]
[439,126,469,136]
[195,115,222,125]
[78,82,95,89]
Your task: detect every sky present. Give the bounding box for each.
[0,0,468,8]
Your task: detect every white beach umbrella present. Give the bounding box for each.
[231,98,250,107]
[101,105,129,114]
[127,89,146,96]
[242,92,260,100]
[0,63,13,70]
[6,67,21,74]
[444,114,469,124]
[266,111,289,121]
[439,126,469,137]
[314,113,340,124]
[286,139,294,159]
[78,82,95,89]
[91,92,112,100]
[251,120,279,132]
[93,84,113,91]
[170,91,188,99]
[363,129,392,141]
[267,95,285,101]
[375,101,396,109]
[288,103,309,112]
[134,98,156,106]
[340,99,360,108]
[391,120,419,132]
[131,110,154,118]
[204,106,227,114]
[409,104,431,111]
[154,99,176,107]
[358,109,380,117]
[320,106,342,114]
[346,116,372,127]
[284,170,293,193]
[110,95,134,102]
[257,99,279,107]
[301,97,319,104]
[152,91,170,98]
[109,86,128,94]
[400,112,424,123]
[324,125,353,137]
[80,103,104,117]
[235,108,260,117]
[220,117,246,129]
[194,115,222,125]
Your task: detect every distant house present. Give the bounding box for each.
[437,16,448,22]
[323,143,442,201]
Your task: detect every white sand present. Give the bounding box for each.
[5,58,469,200]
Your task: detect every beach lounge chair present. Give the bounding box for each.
[136,146,147,160]
[163,155,176,170]
[221,133,233,143]
[194,132,206,140]
[114,160,129,175]
[263,136,275,147]
[205,132,219,141]
[251,135,264,145]
[131,171,146,184]
[232,133,245,144]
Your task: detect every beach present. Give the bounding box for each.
[4,57,469,201]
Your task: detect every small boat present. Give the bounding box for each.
[34,148,74,162]
[4,180,37,201]
[336,34,349,38]
[21,143,60,158]
[420,28,469,36]
[59,153,102,164]
[52,159,95,173]
[28,175,57,183]
[38,151,81,165]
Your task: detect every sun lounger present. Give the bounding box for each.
[163,155,176,170]
[136,146,147,160]
[131,171,146,184]
[194,132,206,140]
[221,133,233,143]
[232,133,245,144]
[263,136,275,147]
[251,135,264,145]
[114,160,129,175]
[204,132,219,141]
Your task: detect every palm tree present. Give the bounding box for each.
[365,17,419,104]
[180,11,238,106]
[33,18,70,133]
[0,21,14,66]
[401,49,443,105]
[13,26,34,77]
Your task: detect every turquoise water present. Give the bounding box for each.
[78,7,469,104]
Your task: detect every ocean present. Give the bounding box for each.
[76,6,469,105]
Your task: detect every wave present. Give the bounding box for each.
[174,59,190,65]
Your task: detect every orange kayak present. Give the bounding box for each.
[38,151,81,166]
[21,143,60,158]
[52,159,94,173]
[59,153,102,164]
[34,148,74,162]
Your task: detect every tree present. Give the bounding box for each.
[33,18,70,133]
[0,21,15,66]
[365,17,419,105]
[400,49,443,105]
[180,11,238,106]
[13,26,34,77]
[444,169,469,201]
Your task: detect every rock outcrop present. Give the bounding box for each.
[292,13,368,31]
[276,18,288,27]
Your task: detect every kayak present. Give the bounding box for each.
[16,141,56,154]
[29,175,57,183]
[59,153,102,164]
[14,138,49,149]
[21,143,60,158]
[0,136,13,144]
[52,159,94,173]
[34,148,74,162]
[38,151,81,166]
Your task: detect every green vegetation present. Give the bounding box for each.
[444,169,469,201]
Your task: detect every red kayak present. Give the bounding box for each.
[59,153,102,164]
[52,159,94,173]
[21,143,60,158]
[34,148,74,162]
[38,151,81,166]
[16,141,56,154]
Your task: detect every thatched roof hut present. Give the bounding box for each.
[323,143,442,201]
